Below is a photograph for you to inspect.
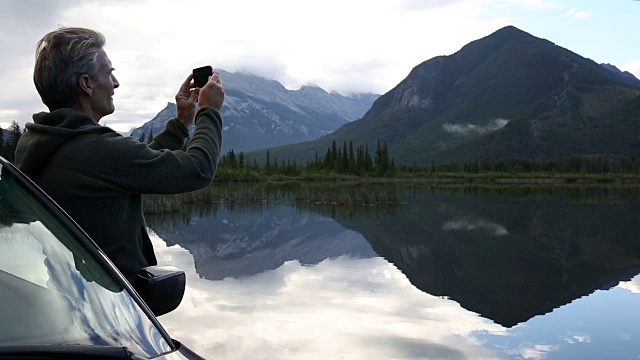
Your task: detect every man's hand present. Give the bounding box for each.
[198,70,224,111]
[175,74,199,127]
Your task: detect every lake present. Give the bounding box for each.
[146,184,640,360]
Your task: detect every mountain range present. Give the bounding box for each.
[129,70,379,153]
[246,25,640,165]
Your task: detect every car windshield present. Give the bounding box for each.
[0,163,172,357]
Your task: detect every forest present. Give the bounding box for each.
[214,139,640,181]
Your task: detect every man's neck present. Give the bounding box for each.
[71,100,101,123]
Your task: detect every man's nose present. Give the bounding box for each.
[113,75,120,89]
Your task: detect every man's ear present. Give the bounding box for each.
[78,74,94,96]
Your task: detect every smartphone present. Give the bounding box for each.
[193,65,213,88]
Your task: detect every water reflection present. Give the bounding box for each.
[147,204,376,280]
[300,186,640,328]
[148,185,640,359]
[152,234,506,360]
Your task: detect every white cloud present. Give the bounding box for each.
[509,0,562,10]
[619,273,640,294]
[615,332,632,341]
[443,118,509,136]
[619,60,640,80]
[566,8,593,20]
[505,344,560,359]
[562,332,591,344]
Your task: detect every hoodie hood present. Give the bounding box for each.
[15,108,115,176]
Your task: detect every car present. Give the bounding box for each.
[0,156,204,359]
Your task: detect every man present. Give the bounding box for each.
[14,27,224,285]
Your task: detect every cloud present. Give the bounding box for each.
[508,0,562,10]
[0,1,88,127]
[620,60,640,80]
[0,0,88,70]
[443,118,509,136]
[562,332,591,344]
[398,0,465,11]
[443,219,509,236]
[226,56,289,89]
[618,273,640,294]
[505,344,560,359]
[566,8,593,20]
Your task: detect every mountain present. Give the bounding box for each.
[601,63,640,88]
[248,26,640,165]
[129,70,379,153]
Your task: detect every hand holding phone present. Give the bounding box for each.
[197,69,224,111]
[193,65,213,88]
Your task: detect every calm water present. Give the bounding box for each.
[146,185,640,360]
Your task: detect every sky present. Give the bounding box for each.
[1,0,639,133]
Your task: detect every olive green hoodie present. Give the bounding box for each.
[15,106,222,283]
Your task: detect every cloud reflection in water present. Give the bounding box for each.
[443,219,509,236]
[618,274,640,294]
[151,232,506,359]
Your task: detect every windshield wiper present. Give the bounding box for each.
[0,344,142,359]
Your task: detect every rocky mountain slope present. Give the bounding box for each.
[129,70,379,153]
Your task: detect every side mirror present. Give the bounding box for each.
[135,265,186,316]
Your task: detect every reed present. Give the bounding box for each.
[142,182,401,214]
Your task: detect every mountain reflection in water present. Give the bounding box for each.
[147,185,640,359]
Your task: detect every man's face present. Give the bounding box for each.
[89,48,119,121]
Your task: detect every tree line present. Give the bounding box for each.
[217,139,396,178]
[216,139,640,179]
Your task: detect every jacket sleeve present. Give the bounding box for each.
[148,118,189,151]
[87,107,223,195]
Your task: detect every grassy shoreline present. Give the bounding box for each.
[214,172,640,184]
[143,174,640,214]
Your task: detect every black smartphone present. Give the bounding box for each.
[193,65,213,88]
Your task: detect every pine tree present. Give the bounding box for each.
[324,147,331,169]
[138,132,146,143]
[147,129,154,144]
[331,140,338,170]
[238,152,245,169]
[226,149,237,169]
[265,150,271,174]
[341,141,348,173]
[348,141,355,173]
[4,121,22,162]
[364,145,373,173]
[0,126,4,159]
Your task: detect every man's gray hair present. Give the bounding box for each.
[34,27,106,111]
